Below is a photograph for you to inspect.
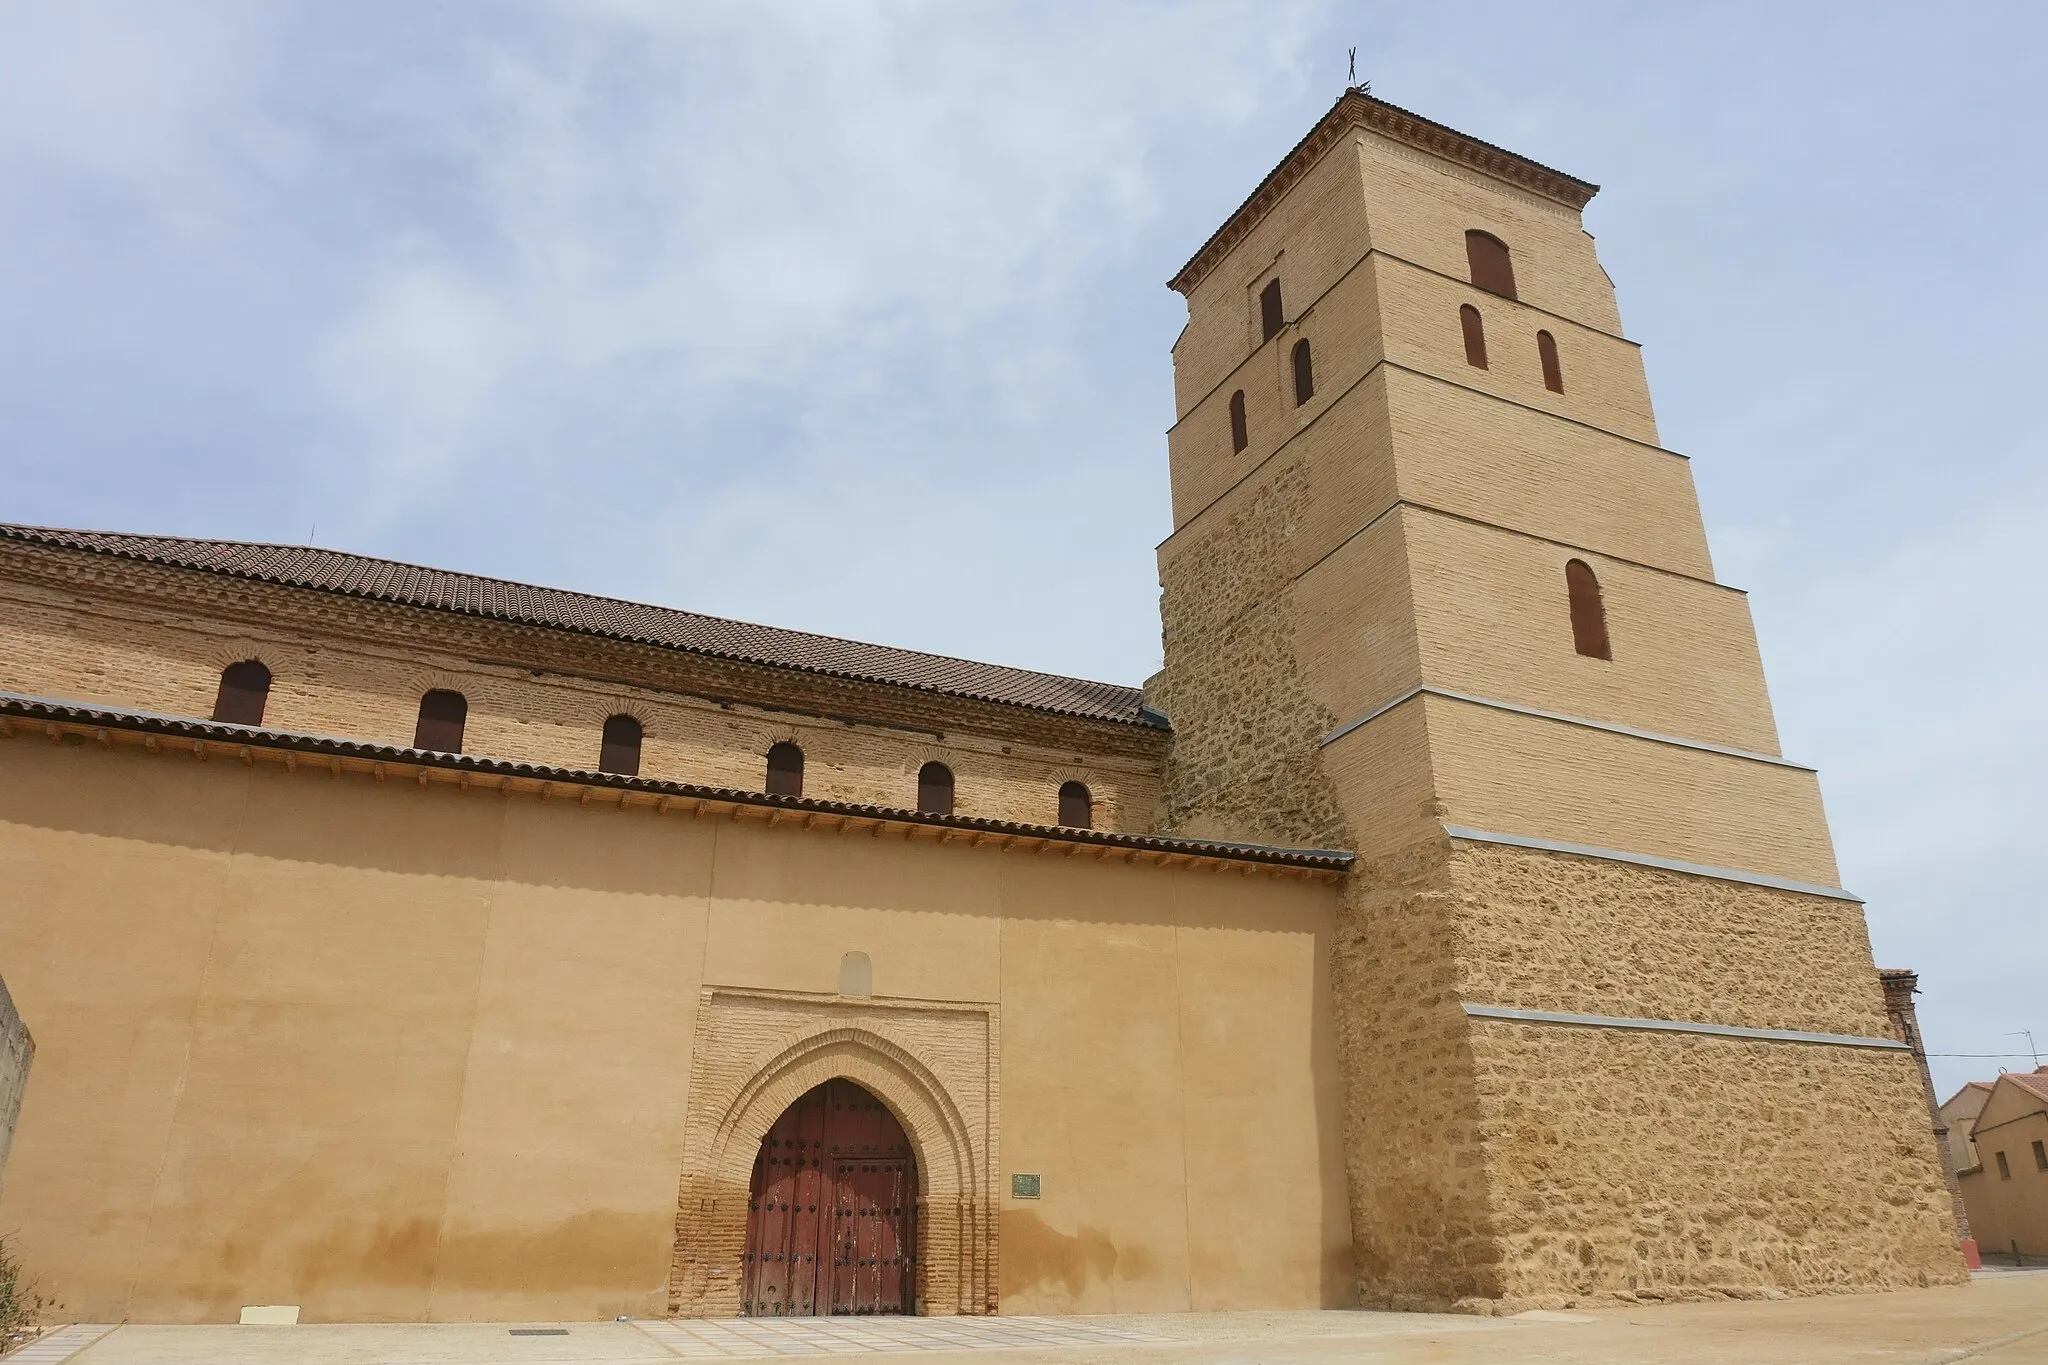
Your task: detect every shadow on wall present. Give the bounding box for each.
[998,1209,1157,1306]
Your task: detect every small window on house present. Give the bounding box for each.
[2035,1139,2047,1171]
[838,950,872,997]
[211,660,271,726]
[916,761,954,815]
[1565,559,1612,660]
[1259,278,1284,342]
[1466,230,1516,299]
[1291,339,1314,405]
[1057,781,1093,829]
[1996,1150,2011,1179]
[598,714,642,776]
[766,741,804,797]
[1538,330,1564,393]
[1228,390,1248,453]
[1460,305,1488,369]
[413,689,468,753]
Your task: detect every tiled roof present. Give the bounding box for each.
[0,524,1162,729]
[2007,1069,2048,1106]
[0,691,1347,871]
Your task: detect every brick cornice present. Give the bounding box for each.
[0,690,1349,877]
[1169,90,1600,297]
[0,540,1172,762]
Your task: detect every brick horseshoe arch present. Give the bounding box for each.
[669,1022,995,1317]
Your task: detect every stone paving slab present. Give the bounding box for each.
[29,1276,2048,1365]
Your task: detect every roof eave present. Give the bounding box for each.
[0,691,1344,872]
[1169,89,1600,297]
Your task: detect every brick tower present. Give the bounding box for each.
[1150,90,1965,1308]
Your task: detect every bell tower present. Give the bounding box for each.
[1151,91,1964,1308]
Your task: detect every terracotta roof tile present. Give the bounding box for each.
[2007,1070,2048,1106]
[1,524,1162,728]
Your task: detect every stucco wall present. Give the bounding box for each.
[1958,1084,2048,1257]
[0,728,1347,1323]
[0,971,30,1196]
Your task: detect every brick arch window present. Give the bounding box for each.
[1291,339,1314,406]
[1057,781,1093,829]
[1565,559,1612,660]
[766,741,805,797]
[1259,278,1284,341]
[1537,329,1564,393]
[1460,305,1488,369]
[599,714,643,776]
[413,689,468,753]
[211,660,271,726]
[1228,389,1248,453]
[916,761,954,816]
[1466,230,1516,299]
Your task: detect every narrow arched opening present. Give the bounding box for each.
[212,660,271,726]
[1566,558,1612,660]
[1057,780,1092,829]
[1538,329,1564,392]
[1291,338,1314,405]
[1460,304,1488,369]
[743,1078,917,1317]
[916,762,953,815]
[599,714,643,776]
[1228,389,1248,453]
[1466,229,1517,299]
[413,689,468,753]
[767,741,805,797]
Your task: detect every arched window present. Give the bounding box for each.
[1228,390,1248,453]
[211,660,271,726]
[413,689,468,753]
[599,714,642,776]
[1565,559,1611,660]
[838,951,872,997]
[766,741,804,797]
[1291,339,1315,405]
[916,761,954,815]
[1259,278,1284,341]
[1460,305,1488,369]
[1537,330,1564,392]
[1057,781,1093,829]
[1466,230,1516,299]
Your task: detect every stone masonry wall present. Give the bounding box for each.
[1468,1022,1963,1304]
[1446,841,1965,1307]
[1152,460,1347,849]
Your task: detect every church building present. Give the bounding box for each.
[0,90,1965,1323]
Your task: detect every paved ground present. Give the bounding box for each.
[12,1271,2048,1365]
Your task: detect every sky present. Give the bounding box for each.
[0,1,2040,1100]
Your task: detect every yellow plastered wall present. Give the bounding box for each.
[0,572,1160,832]
[0,733,1346,1322]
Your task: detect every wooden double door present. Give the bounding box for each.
[742,1078,917,1316]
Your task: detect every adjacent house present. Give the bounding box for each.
[1941,1081,1994,1173]
[1957,1068,2048,1259]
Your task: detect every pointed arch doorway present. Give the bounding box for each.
[743,1078,918,1317]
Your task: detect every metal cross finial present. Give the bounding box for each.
[1348,47,1355,85]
